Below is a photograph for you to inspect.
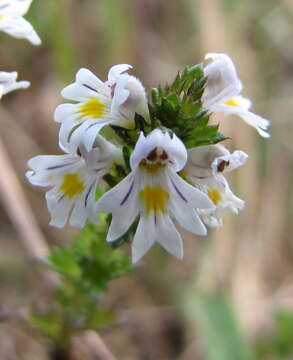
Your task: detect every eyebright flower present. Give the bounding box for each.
[55,64,149,153]
[0,71,30,98]
[0,0,41,45]
[202,53,270,138]
[183,144,248,228]
[26,135,121,228]
[96,129,214,263]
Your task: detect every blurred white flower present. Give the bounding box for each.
[184,144,248,228]
[55,64,149,153]
[0,71,30,98]
[202,53,270,138]
[26,135,120,228]
[0,0,41,45]
[96,129,214,263]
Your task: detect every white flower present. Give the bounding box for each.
[202,53,270,138]
[96,129,214,263]
[26,135,120,228]
[55,64,149,153]
[183,144,248,228]
[0,71,30,98]
[0,0,41,45]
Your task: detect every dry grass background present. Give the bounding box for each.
[0,0,292,359]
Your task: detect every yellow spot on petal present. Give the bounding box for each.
[78,97,106,119]
[60,173,85,199]
[224,98,239,107]
[0,15,3,21]
[139,185,169,215]
[208,188,222,205]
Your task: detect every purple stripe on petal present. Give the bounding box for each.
[171,178,188,202]
[84,182,95,208]
[82,83,98,93]
[47,161,77,171]
[120,181,134,206]
[94,167,106,173]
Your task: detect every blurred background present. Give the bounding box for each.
[0,0,292,359]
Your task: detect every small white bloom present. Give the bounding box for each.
[26,135,120,228]
[55,64,149,153]
[0,0,41,45]
[96,129,214,264]
[0,71,30,98]
[202,53,270,138]
[184,144,248,228]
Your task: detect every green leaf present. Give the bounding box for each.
[46,247,81,279]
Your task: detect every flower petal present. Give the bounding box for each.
[0,16,41,45]
[68,119,111,153]
[169,170,214,210]
[203,53,242,107]
[62,68,108,101]
[46,188,73,228]
[156,214,183,259]
[107,64,132,83]
[96,173,138,242]
[130,130,187,172]
[132,215,155,263]
[0,0,33,17]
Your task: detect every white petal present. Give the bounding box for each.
[69,181,99,228]
[46,188,73,228]
[130,129,187,172]
[107,64,132,83]
[156,214,183,259]
[110,75,130,113]
[76,68,106,91]
[61,69,108,101]
[0,0,33,16]
[58,118,82,152]
[132,215,155,263]
[0,16,41,45]
[2,79,30,94]
[68,119,110,153]
[169,170,214,210]
[26,154,80,186]
[239,111,270,138]
[170,195,207,236]
[0,84,4,98]
[186,145,228,179]
[96,173,138,242]
[54,103,78,123]
[211,150,248,174]
[203,53,242,107]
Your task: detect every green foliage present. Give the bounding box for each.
[184,290,254,360]
[30,224,131,344]
[255,309,293,359]
[149,65,227,148]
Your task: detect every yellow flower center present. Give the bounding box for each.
[208,188,222,205]
[60,173,85,199]
[78,98,106,119]
[139,185,169,215]
[224,98,239,107]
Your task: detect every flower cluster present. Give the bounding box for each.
[27,53,270,263]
